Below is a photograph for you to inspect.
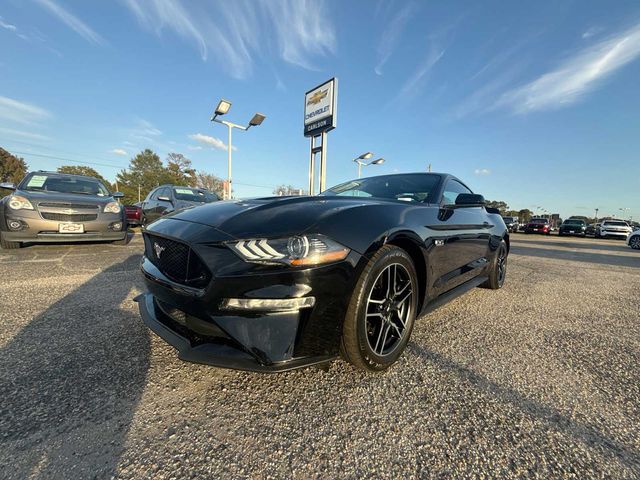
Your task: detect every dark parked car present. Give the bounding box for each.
[0,171,126,249]
[125,204,142,227]
[136,173,509,373]
[524,218,551,235]
[141,185,219,225]
[558,218,587,237]
[586,223,600,236]
[501,216,519,233]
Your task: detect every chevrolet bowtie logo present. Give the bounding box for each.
[62,208,78,214]
[307,89,328,106]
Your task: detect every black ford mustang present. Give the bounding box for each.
[136,173,509,373]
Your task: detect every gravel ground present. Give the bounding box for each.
[0,233,639,479]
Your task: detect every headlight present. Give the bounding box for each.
[8,195,34,210]
[104,201,121,214]
[231,234,350,266]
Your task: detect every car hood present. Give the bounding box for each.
[163,195,397,239]
[17,189,115,205]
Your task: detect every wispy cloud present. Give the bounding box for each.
[0,127,51,141]
[121,0,336,78]
[111,148,128,156]
[396,46,445,100]
[0,16,17,31]
[0,96,51,125]
[474,168,491,176]
[497,23,640,114]
[375,3,416,75]
[33,0,106,46]
[188,133,235,151]
[582,26,604,40]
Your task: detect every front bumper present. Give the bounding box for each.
[136,292,336,372]
[137,225,365,372]
[3,209,126,243]
[559,229,586,236]
[600,230,631,238]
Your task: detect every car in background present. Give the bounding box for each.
[0,171,126,249]
[585,223,600,236]
[598,219,633,239]
[124,204,142,227]
[141,185,220,226]
[558,218,587,237]
[627,228,640,250]
[501,216,519,233]
[524,218,551,235]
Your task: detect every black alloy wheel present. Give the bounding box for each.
[630,235,640,250]
[341,245,418,372]
[481,239,508,290]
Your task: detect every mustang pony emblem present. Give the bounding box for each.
[154,242,166,258]
[307,89,328,106]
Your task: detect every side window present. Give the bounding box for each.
[442,180,472,205]
[158,187,172,201]
[146,188,158,201]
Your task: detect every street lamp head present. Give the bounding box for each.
[358,152,374,160]
[214,99,232,116]
[248,113,266,127]
[371,158,385,165]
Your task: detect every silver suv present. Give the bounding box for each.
[1,171,127,249]
[598,219,633,239]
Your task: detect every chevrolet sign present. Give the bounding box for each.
[304,78,337,137]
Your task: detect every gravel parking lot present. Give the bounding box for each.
[0,233,638,479]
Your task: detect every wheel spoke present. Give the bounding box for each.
[378,324,391,355]
[396,289,412,308]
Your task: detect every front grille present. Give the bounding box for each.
[144,233,211,288]
[38,203,100,209]
[41,213,98,222]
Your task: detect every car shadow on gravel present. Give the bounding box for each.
[0,254,150,479]
[511,245,639,268]
[406,343,640,474]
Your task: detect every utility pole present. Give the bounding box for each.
[428,163,432,172]
[594,208,599,223]
[138,184,141,203]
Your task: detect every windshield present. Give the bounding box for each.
[530,219,548,224]
[321,174,442,203]
[20,173,110,196]
[502,217,515,223]
[564,220,585,225]
[172,187,218,203]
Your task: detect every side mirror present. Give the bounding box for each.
[0,182,16,191]
[455,193,485,207]
[157,195,171,202]
[112,191,124,199]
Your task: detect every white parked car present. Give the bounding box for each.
[627,229,640,250]
[598,220,633,239]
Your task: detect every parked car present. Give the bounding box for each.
[0,171,126,249]
[585,223,600,236]
[501,216,519,233]
[524,218,551,235]
[627,228,640,250]
[598,219,633,239]
[136,172,509,373]
[141,185,220,225]
[124,204,142,227]
[558,218,587,237]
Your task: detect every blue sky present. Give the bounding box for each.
[1,0,639,220]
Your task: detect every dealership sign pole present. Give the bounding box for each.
[304,78,338,195]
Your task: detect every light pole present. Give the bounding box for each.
[210,99,266,200]
[594,208,599,223]
[353,152,385,178]
[619,207,631,222]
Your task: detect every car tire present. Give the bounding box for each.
[0,234,21,249]
[629,235,640,250]
[481,239,508,290]
[340,244,418,372]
